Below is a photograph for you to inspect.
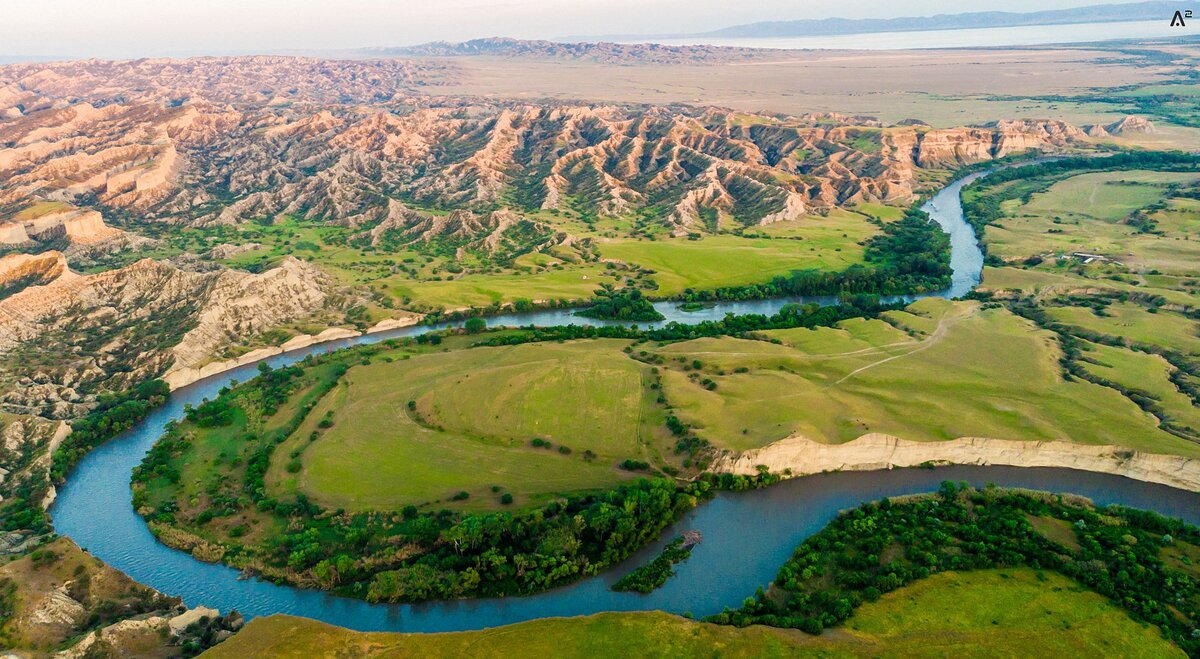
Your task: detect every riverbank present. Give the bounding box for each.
[713,433,1200,492]
[161,317,421,390]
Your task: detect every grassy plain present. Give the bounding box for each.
[1080,341,1200,430]
[203,569,1181,658]
[598,229,869,296]
[438,46,1172,127]
[985,170,1200,272]
[652,299,1199,455]
[268,339,672,512]
[123,206,882,312]
[1044,302,1200,357]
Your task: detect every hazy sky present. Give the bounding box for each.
[0,0,1157,58]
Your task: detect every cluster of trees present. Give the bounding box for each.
[677,208,951,304]
[709,482,1200,656]
[51,379,170,484]
[577,285,665,322]
[611,536,694,593]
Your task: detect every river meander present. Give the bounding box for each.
[52,167,1192,633]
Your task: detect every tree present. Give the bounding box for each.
[464,317,487,334]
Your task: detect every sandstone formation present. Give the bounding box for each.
[0,253,331,416]
[0,207,125,249]
[0,251,67,294]
[0,72,1086,236]
[161,314,421,390]
[1106,115,1156,134]
[714,433,1200,492]
[355,200,578,259]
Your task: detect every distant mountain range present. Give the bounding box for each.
[573,1,1192,41]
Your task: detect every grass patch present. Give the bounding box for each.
[1045,302,1200,358]
[598,230,869,297]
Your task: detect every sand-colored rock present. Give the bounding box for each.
[0,253,331,414]
[1107,115,1156,135]
[0,222,31,245]
[162,313,420,390]
[57,615,172,659]
[168,606,220,635]
[367,315,422,333]
[713,433,1200,492]
[164,256,331,372]
[29,585,85,626]
[0,251,68,290]
[0,76,1087,232]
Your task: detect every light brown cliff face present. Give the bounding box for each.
[1106,115,1156,134]
[0,251,67,294]
[0,254,330,418]
[713,433,1200,493]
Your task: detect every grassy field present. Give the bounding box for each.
[651,299,1199,455]
[597,226,871,297]
[203,569,1181,658]
[980,260,1200,308]
[388,263,620,309]
[984,170,1200,274]
[268,339,674,512]
[1080,341,1200,431]
[1044,302,1200,357]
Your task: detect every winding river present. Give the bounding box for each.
[50,168,1199,633]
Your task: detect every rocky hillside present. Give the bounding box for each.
[0,536,240,656]
[0,253,330,418]
[0,90,1086,238]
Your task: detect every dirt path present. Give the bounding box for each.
[834,305,976,385]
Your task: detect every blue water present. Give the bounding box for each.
[50,166,1189,632]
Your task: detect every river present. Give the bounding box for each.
[49,167,1191,632]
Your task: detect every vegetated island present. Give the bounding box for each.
[576,285,665,322]
[611,532,700,593]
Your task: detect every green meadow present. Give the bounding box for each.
[268,339,673,512]
[1045,302,1200,357]
[651,299,1198,455]
[984,170,1200,274]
